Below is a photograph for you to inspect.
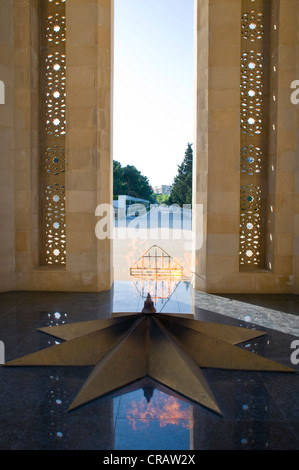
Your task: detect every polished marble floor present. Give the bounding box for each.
[0,281,298,450]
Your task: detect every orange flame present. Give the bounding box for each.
[125,394,193,431]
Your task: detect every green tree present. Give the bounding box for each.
[156,193,170,205]
[169,143,193,206]
[113,161,154,202]
[113,160,126,196]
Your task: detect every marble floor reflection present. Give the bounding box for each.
[0,281,298,450]
[113,382,193,450]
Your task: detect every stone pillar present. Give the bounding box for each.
[193,0,241,293]
[13,0,42,289]
[0,0,15,291]
[65,0,113,291]
[295,4,299,294]
[0,0,114,293]
[193,0,299,293]
[276,0,299,294]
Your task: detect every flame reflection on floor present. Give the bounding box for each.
[124,390,193,432]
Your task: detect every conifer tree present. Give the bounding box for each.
[169,143,193,206]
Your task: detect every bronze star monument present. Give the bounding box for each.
[4,294,295,415]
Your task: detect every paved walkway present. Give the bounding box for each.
[113,207,194,281]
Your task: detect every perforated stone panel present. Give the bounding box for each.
[40,0,66,266]
[239,0,269,269]
[240,50,264,136]
[44,52,66,137]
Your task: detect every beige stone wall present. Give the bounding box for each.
[273,0,298,293]
[0,0,114,293]
[65,0,113,292]
[0,0,15,291]
[13,0,39,289]
[193,0,241,293]
[192,0,209,292]
[193,0,299,293]
[295,1,299,293]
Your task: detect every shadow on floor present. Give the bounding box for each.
[217,294,299,317]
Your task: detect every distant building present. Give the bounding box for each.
[154,185,172,195]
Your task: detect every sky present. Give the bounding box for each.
[113,0,195,189]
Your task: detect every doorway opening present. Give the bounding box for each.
[112,0,195,310]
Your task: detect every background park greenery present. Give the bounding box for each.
[113,143,193,207]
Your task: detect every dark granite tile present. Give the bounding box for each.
[13,406,115,450]
[259,371,299,424]
[0,286,298,450]
[0,414,32,450]
[0,366,58,416]
[191,417,299,450]
[199,369,288,423]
